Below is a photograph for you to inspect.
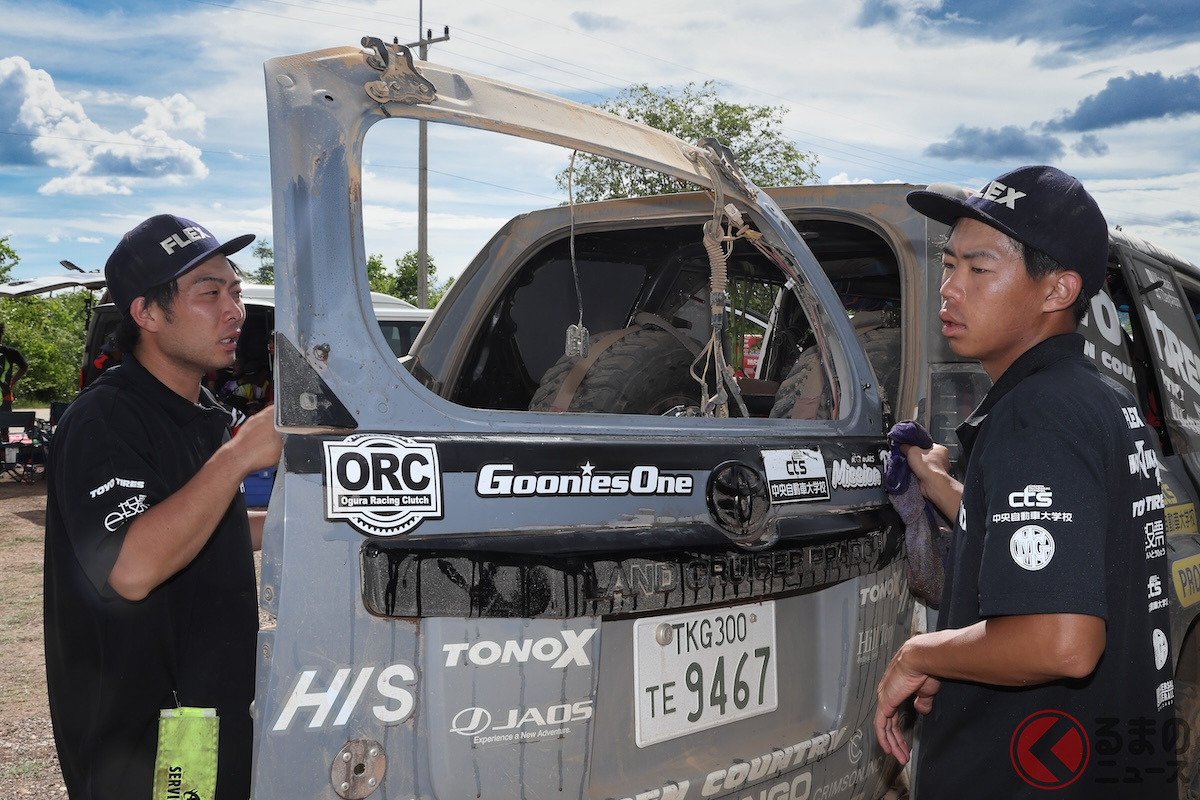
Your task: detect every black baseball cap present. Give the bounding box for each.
[105,214,255,313]
[906,165,1109,298]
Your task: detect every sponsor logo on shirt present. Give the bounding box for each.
[1132,492,1165,517]
[1152,628,1169,671]
[1009,525,1055,571]
[88,476,147,498]
[104,494,150,532]
[992,510,1074,524]
[1148,575,1169,611]
[1157,679,1175,711]
[1008,484,1052,508]
[1144,519,1167,560]
[1128,439,1160,482]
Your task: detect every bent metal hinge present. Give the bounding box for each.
[362,36,437,106]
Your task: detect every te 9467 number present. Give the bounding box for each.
[633,602,778,747]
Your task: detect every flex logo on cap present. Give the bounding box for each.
[975,180,1027,209]
[160,226,213,255]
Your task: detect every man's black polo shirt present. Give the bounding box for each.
[44,355,257,800]
[914,333,1176,798]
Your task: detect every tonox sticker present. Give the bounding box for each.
[323,434,443,536]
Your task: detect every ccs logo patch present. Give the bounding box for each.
[323,434,443,536]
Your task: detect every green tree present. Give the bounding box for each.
[248,240,274,285]
[0,236,19,283]
[556,81,819,201]
[366,253,392,296]
[0,238,95,403]
[1,291,92,403]
[367,251,453,307]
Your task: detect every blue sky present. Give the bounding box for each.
[2,0,1200,286]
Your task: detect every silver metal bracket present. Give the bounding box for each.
[361,37,436,106]
[331,738,386,799]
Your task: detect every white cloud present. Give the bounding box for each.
[827,173,877,185]
[0,55,208,195]
[134,94,206,136]
[38,176,133,196]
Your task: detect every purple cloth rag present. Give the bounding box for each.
[886,420,947,605]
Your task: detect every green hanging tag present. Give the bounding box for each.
[153,707,219,800]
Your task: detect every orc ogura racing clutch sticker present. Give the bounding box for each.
[323,434,443,536]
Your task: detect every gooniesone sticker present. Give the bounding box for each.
[323,434,443,536]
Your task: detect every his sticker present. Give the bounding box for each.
[323,434,442,536]
[1009,525,1055,571]
[761,448,830,504]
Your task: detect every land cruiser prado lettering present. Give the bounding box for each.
[254,40,1199,799]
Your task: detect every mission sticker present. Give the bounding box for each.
[324,434,443,536]
[761,447,830,504]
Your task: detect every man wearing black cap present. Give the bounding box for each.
[43,215,283,800]
[873,167,1175,797]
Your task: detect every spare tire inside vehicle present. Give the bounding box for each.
[529,326,701,415]
[770,316,901,420]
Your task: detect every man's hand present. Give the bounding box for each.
[901,442,962,522]
[873,615,1106,765]
[225,404,283,477]
[874,635,941,766]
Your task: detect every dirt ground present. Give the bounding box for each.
[0,475,64,798]
[0,461,269,800]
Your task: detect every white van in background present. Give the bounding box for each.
[80,282,431,388]
[370,291,432,359]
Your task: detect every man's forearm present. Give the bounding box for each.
[108,446,250,600]
[924,474,964,523]
[900,613,1106,686]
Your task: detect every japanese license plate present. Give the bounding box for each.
[633,602,777,748]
